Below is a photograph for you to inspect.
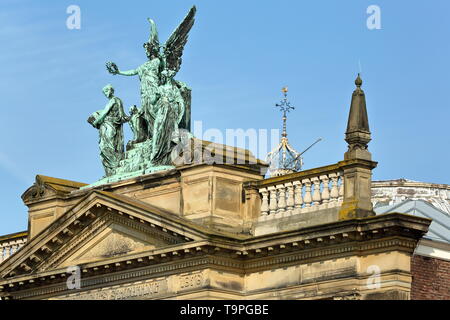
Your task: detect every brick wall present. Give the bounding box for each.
[411,254,450,300]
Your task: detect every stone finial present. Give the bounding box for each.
[339,74,378,220]
[355,73,363,87]
[344,74,372,161]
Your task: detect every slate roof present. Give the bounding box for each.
[375,199,450,244]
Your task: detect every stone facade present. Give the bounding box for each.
[0,153,431,300]
[0,76,437,300]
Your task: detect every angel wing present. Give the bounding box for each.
[163,6,196,75]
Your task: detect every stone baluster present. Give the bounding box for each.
[285,182,295,212]
[4,245,8,259]
[338,171,344,201]
[311,177,321,206]
[276,184,287,214]
[302,179,312,207]
[329,173,339,203]
[293,180,303,210]
[259,188,269,216]
[0,241,26,262]
[320,175,330,204]
[2,245,7,260]
[258,169,349,218]
[268,186,278,215]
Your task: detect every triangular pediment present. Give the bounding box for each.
[67,228,153,264]
[0,190,214,278]
[47,213,182,270]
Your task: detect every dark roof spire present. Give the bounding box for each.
[344,74,372,160]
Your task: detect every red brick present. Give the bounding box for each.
[411,255,450,300]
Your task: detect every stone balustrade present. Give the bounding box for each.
[256,164,344,220]
[0,233,27,263]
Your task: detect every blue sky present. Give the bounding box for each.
[0,0,449,235]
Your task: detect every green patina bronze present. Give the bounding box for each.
[86,6,196,187]
[88,84,127,177]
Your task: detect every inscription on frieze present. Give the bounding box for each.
[178,272,204,291]
[56,278,167,300]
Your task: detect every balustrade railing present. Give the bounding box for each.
[0,233,27,263]
[256,164,344,220]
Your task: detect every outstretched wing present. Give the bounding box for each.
[163,6,196,74]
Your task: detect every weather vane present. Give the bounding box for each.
[275,86,295,138]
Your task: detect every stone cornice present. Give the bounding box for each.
[0,208,429,280]
[244,212,430,246]
[0,212,429,300]
[373,179,450,190]
[0,235,418,300]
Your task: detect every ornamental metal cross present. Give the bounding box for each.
[275,87,295,138]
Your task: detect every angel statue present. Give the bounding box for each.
[106,6,196,146]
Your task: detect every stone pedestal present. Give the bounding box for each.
[21,141,268,239]
[338,158,378,220]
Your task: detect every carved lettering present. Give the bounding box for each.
[179,273,203,290]
[59,279,166,300]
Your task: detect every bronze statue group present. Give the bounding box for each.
[88,6,196,178]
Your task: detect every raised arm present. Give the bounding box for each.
[106,61,138,76]
[117,68,138,76]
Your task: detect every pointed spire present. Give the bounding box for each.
[344,74,372,160]
[339,74,378,220]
